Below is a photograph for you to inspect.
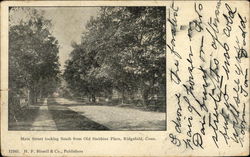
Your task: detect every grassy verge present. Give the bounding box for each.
[8,107,40,130]
[71,97,166,112]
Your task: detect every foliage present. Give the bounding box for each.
[64,6,166,106]
[9,8,60,120]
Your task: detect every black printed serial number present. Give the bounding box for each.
[9,149,19,153]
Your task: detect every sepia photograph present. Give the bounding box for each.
[1,0,249,156]
[8,6,166,131]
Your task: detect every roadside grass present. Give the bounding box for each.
[8,98,46,130]
[69,97,166,112]
[8,107,40,130]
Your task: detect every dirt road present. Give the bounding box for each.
[10,97,166,131]
[54,98,166,130]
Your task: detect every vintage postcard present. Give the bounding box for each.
[0,0,249,156]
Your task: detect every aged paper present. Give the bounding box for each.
[1,0,249,156]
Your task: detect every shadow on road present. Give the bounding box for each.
[47,98,109,130]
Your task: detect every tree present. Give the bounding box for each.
[9,8,60,120]
[64,7,166,106]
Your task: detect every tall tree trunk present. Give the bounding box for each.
[121,86,125,104]
[140,79,149,106]
[91,93,96,102]
[29,88,36,105]
[142,88,149,106]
